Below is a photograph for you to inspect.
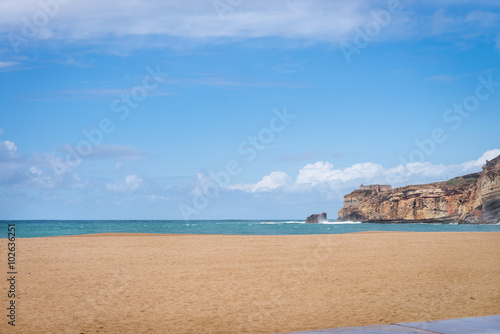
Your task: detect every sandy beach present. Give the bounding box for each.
[2,232,500,333]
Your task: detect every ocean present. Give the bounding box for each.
[2,220,500,238]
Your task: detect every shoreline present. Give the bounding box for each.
[11,229,500,239]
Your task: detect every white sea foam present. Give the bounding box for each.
[260,220,362,225]
[319,221,362,224]
[260,221,305,224]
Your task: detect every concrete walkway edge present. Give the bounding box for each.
[281,314,500,333]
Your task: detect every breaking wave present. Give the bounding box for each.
[260,221,305,224]
[260,220,362,225]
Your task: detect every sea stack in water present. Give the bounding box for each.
[306,213,327,223]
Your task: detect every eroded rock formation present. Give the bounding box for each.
[478,155,500,223]
[306,212,327,223]
[338,155,500,224]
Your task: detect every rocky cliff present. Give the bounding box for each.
[478,155,500,222]
[338,155,500,224]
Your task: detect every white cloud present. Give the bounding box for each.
[228,171,291,193]
[25,165,60,188]
[0,0,365,41]
[1,0,497,48]
[0,139,84,188]
[0,140,18,160]
[106,174,143,193]
[296,161,384,185]
[191,173,216,196]
[0,139,24,184]
[29,166,42,176]
[295,161,334,185]
[227,149,500,194]
[1,138,144,190]
[460,149,500,171]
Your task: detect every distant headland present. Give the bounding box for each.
[338,155,500,224]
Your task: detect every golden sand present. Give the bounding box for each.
[2,232,500,333]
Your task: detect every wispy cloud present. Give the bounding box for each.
[0,138,148,190]
[1,0,498,50]
[0,138,85,188]
[422,7,500,39]
[163,76,301,88]
[464,10,499,27]
[425,69,494,83]
[0,61,18,68]
[228,171,291,193]
[55,144,147,161]
[425,74,457,82]
[24,77,299,101]
[0,0,364,41]
[25,88,175,101]
[271,62,307,74]
[106,174,143,193]
[85,144,148,160]
[0,139,18,160]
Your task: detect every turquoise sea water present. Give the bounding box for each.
[2,220,500,238]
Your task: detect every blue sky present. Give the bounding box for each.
[0,0,499,220]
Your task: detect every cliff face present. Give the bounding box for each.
[478,155,500,222]
[338,155,500,224]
